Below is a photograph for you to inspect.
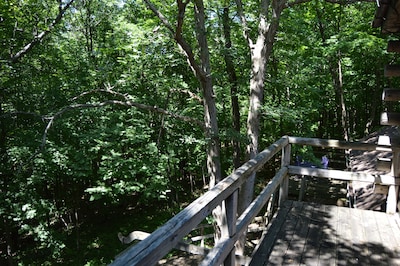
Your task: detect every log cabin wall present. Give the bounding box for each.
[373,2,400,212]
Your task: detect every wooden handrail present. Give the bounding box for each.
[111,136,400,265]
[111,136,289,265]
[288,136,400,151]
[288,166,400,185]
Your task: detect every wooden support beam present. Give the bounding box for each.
[382,88,400,102]
[385,65,400,77]
[387,40,400,53]
[381,112,400,126]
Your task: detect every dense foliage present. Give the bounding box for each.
[0,0,393,264]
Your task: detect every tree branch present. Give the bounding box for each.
[9,0,75,63]
[235,0,254,48]
[40,91,204,149]
[170,88,203,103]
[144,0,207,82]
[143,0,175,33]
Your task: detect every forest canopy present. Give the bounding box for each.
[0,0,396,264]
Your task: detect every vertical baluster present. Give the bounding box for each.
[279,143,291,205]
[221,190,238,266]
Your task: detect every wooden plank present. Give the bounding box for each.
[222,190,238,266]
[378,135,391,146]
[381,112,400,126]
[298,176,307,201]
[349,207,370,265]
[299,203,322,265]
[202,168,287,266]
[385,65,400,77]
[288,165,400,185]
[361,209,388,264]
[382,88,400,102]
[288,136,377,151]
[252,202,400,266]
[387,214,400,253]
[249,201,293,266]
[375,211,400,264]
[279,144,291,205]
[118,231,210,256]
[377,157,392,171]
[387,40,400,53]
[281,201,312,264]
[387,185,399,214]
[267,201,305,265]
[318,204,338,265]
[236,167,287,236]
[111,137,289,266]
[336,206,351,266]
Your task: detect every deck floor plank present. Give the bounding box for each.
[251,200,400,266]
[267,201,305,265]
[317,204,337,266]
[282,201,312,265]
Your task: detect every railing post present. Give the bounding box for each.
[221,190,238,266]
[279,142,291,206]
[388,150,400,214]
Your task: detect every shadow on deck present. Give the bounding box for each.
[251,200,400,266]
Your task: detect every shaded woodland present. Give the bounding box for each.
[1,0,398,264]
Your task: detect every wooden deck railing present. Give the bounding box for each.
[111,136,400,266]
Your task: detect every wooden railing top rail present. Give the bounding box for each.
[288,136,399,151]
[111,136,399,265]
[288,166,400,185]
[111,137,289,266]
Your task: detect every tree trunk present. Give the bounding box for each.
[235,0,287,255]
[193,0,222,187]
[332,55,349,141]
[144,0,222,186]
[364,68,382,134]
[315,7,349,141]
[221,5,241,169]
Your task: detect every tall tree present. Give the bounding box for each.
[221,2,242,169]
[235,0,287,215]
[144,0,221,188]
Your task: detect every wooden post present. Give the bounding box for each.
[298,177,307,201]
[221,190,238,266]
[388,150,400,214]
[279,143,291,206]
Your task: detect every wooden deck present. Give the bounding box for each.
[251,200,400,266]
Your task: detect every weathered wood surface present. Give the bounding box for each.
[288,136,378,150]
[200,167,287,266]
[382,88,400,102]
[111,137,289,266]
[250,200,400,266]
[288,165,400,185]
[112,135,400,265]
